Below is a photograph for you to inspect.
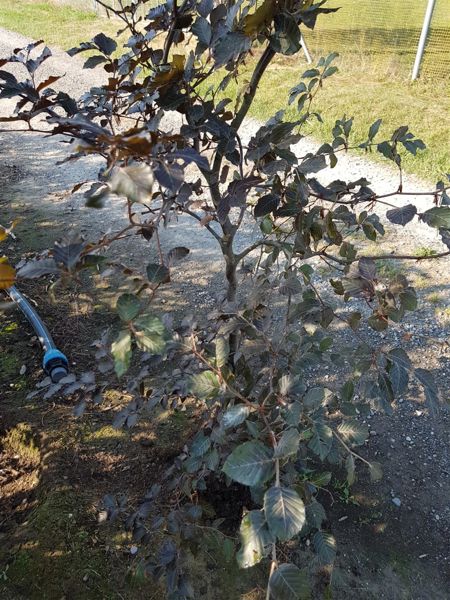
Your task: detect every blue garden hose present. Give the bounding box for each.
[7,286,69,383]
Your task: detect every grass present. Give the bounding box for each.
[2,423,40,464]
[207,54,450,183]
[414,246,438,257]
[0,1,448,182]
[0,0,119,50]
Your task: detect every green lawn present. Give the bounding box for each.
[0,0,119,50]
[214,54,450,183]
[0,0,448,183]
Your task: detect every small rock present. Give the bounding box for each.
[19,364,26,375]
[392,497,401,508]
[406,436,412,442]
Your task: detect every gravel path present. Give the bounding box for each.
[1,26,449,597]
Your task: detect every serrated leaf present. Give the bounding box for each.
[305,499,327,529]
[308,422,332,460]
[421,207,450,229]
[133,315,167,354]
[415,368,440,415]
[369,461,383,482]
[399,288,417,311]
[116,293,140,322]
[146,263,170,284]
[269,563,310,600]
[222,405,249,429]
[337,420,368,446]
[313,530,336,565]
[215,336,229,369]
[192,16,212,46]
[190,432,211,457]
[222,440,274,486]
[236,510,273,568]
[93,32,117,55]
[190,371,220,400]
[346,453,355,485]
[111,329,132,378]
[386,204,417,226]
[303,387,330,411]
[264,486,305,541]
[274,428,300,458]
[388,350,410,396]
[254,193,279,217]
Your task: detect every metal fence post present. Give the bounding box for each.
[411,0,437,80]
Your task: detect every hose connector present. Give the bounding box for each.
[43,349,69,383]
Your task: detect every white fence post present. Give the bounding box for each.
[411,0,437,80]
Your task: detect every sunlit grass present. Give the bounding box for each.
[0,0,120,50]
[1,1,448,182]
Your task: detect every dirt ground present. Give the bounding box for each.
[0,27,449,600]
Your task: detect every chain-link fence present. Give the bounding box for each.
[60,0,450,79]
[303,0,450,80]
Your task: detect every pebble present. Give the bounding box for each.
[392,497,402,507]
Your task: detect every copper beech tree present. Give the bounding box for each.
[1,0,449,598]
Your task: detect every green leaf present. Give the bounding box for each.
[190,371,221,401]
[303,387,330,411]
[264,486,305,541]
[260,215,273,234]
[146,263,170,284]
[399,288,417,311]
[236,510,273,569]
[368,118,382,141]
[337,420,368,446]
[215,336,229,368]
[190,432,211,458]
[421,207,450,229]
[222,405,250,429]
[274,428,301,459]
[340,380,354,403]
[222,441,274,486]
[369,461,383,482]
[111,329,132,378]
[346,453,355,485]
[305,499,327,529]
[269,563,310,600]
[308,422,332,460]
[133,315,167,354]
[116,293,141,322]
[313,531,336,565]
[368,314,388,331]
[415,368,440,415]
